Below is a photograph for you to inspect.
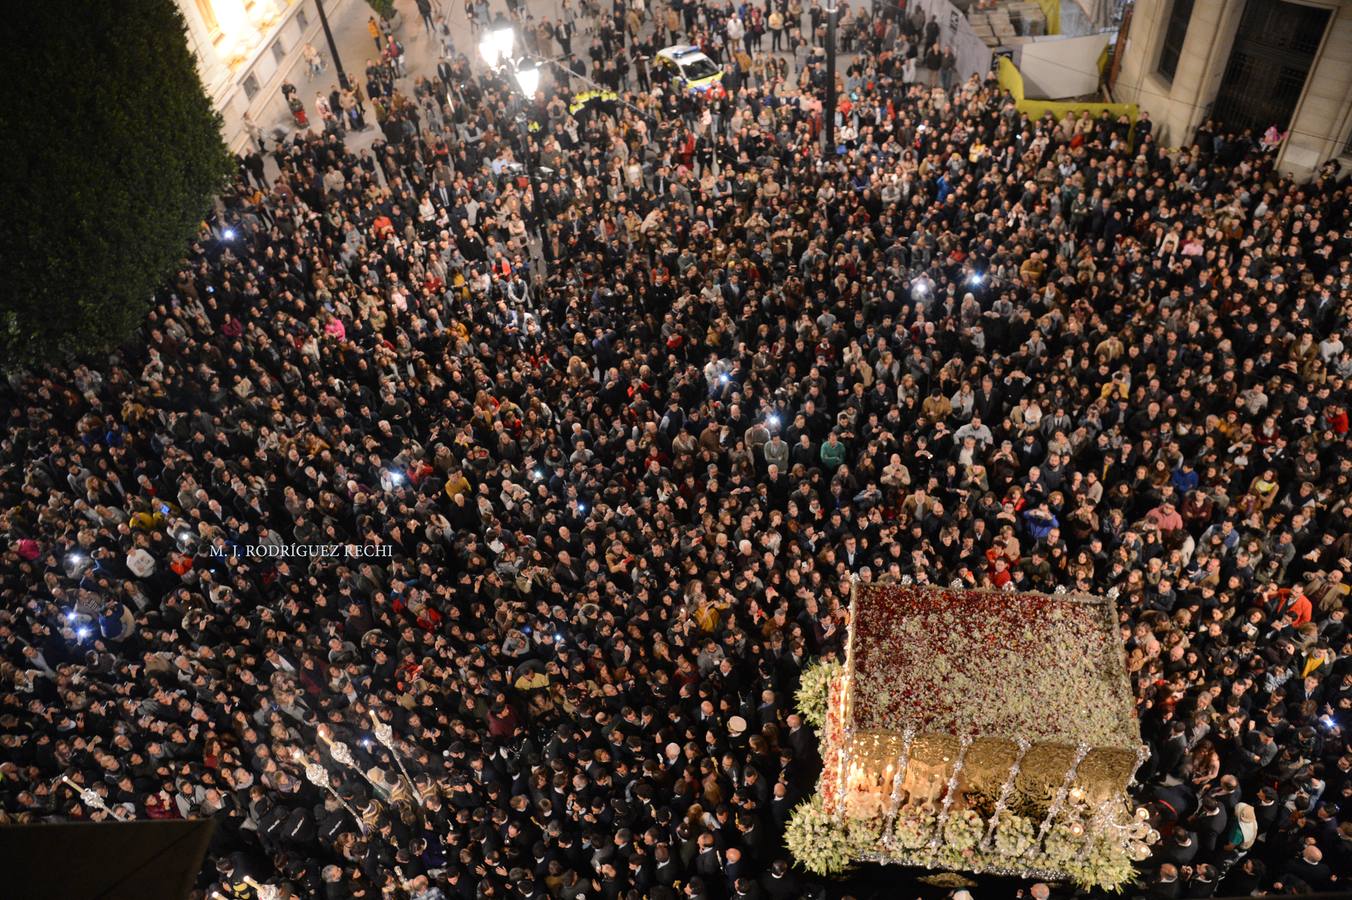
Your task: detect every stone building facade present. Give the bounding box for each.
[1112,0,1352,179]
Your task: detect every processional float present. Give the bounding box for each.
[788,580,1156,890]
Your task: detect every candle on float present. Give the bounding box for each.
[834,747,847,810]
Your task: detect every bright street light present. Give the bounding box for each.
[513,58,540,97]
[479,21,515,69]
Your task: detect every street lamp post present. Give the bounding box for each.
[510,59,548,234]
[824,2,838,155]
[314,0,350,90]
[514,114,542,229]
[480,40,549,238]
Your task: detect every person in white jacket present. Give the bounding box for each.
[726,13,745,49]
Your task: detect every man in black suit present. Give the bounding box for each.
[1158,828,1199,869]
[783,714,815,762]
[759,859,800,900]
[1190,797,1228,855]
[1146,863,1182,899]
[1277,843,1334,891]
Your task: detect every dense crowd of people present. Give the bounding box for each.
[3,0,1352,898]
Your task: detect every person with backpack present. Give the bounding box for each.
[385,36,407,78]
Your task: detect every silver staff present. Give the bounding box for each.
[368,709,420,805]
[292,749,367,834]
[320,730,386,795]
[59,775,123,820]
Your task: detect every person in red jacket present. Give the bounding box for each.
[1325,403,1349,435]
[1266,585,1313,628]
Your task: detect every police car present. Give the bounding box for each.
[654,45,724,95]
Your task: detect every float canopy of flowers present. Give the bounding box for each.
[848,583,1137,748]
[787,583,1149,891]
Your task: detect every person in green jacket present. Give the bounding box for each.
[820,432,847,470]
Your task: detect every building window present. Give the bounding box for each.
[271,39,287,63]
[242,72,261,99]
[1210,0,1330,137]
[195,0,223,42]
[296,8,309,29]
[1157,0,1194,82]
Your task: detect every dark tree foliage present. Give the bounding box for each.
[0,0,232,369]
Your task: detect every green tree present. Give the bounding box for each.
[0,0,232,369]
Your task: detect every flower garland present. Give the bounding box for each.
[795,656,842,730]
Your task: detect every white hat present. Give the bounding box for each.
[728,715,748,736]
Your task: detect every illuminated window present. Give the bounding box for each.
[195,0,221,39]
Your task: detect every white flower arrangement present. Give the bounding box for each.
[795,656,842,729]
[893,809,939,850]
[846,814,886,851]
[931,845,975,871]
[1041,821,1090,865]
[943,809,986,850]
[784,796,858,875]
[991,811,1037,857]
[1054,836,1137,891]
[791,791,1141,890]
